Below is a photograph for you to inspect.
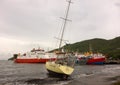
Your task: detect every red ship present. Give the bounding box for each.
[76,53,106,65]
[14,48,57,63]
[86,54,106,65]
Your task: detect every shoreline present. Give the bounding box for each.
[66,65,120,85]
[109,76,120,85]
[105,59,120,64]
[112,81,120,85]
[65,75,120,85]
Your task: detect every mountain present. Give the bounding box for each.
[63,36,120,59]
[8,37,120,60]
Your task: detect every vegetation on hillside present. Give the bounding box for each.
[8,37,120,60]
[63,37,120,59]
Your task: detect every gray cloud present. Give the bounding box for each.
[0,0,120,59]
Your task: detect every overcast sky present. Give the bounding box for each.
[0,0,120,60]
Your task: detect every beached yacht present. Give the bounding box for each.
[45,0,75,79]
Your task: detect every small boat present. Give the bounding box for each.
[14,48,57,63]
[45,0,75,79]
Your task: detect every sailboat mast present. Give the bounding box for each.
[59,0,72,49]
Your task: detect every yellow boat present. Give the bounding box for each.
[45,52,75,78]
[45,0,75,79]
[46,61,74,75]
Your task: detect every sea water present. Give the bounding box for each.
[0,60,120,85]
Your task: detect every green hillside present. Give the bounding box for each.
[8,37,120,60]
[63,36,120,59]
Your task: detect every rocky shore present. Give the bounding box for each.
[65,74,120,85]
[110,76,120,85]
[112,81,120,85]
[65,65,120,85]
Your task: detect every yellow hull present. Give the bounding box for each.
[45,61,74,75]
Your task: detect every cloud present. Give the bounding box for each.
[0,0,120,59]
[69,0,120,41]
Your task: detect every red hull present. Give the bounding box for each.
[14,58,56,63]
[87,57,105,65]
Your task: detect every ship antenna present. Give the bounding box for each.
[59,0,73,49]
